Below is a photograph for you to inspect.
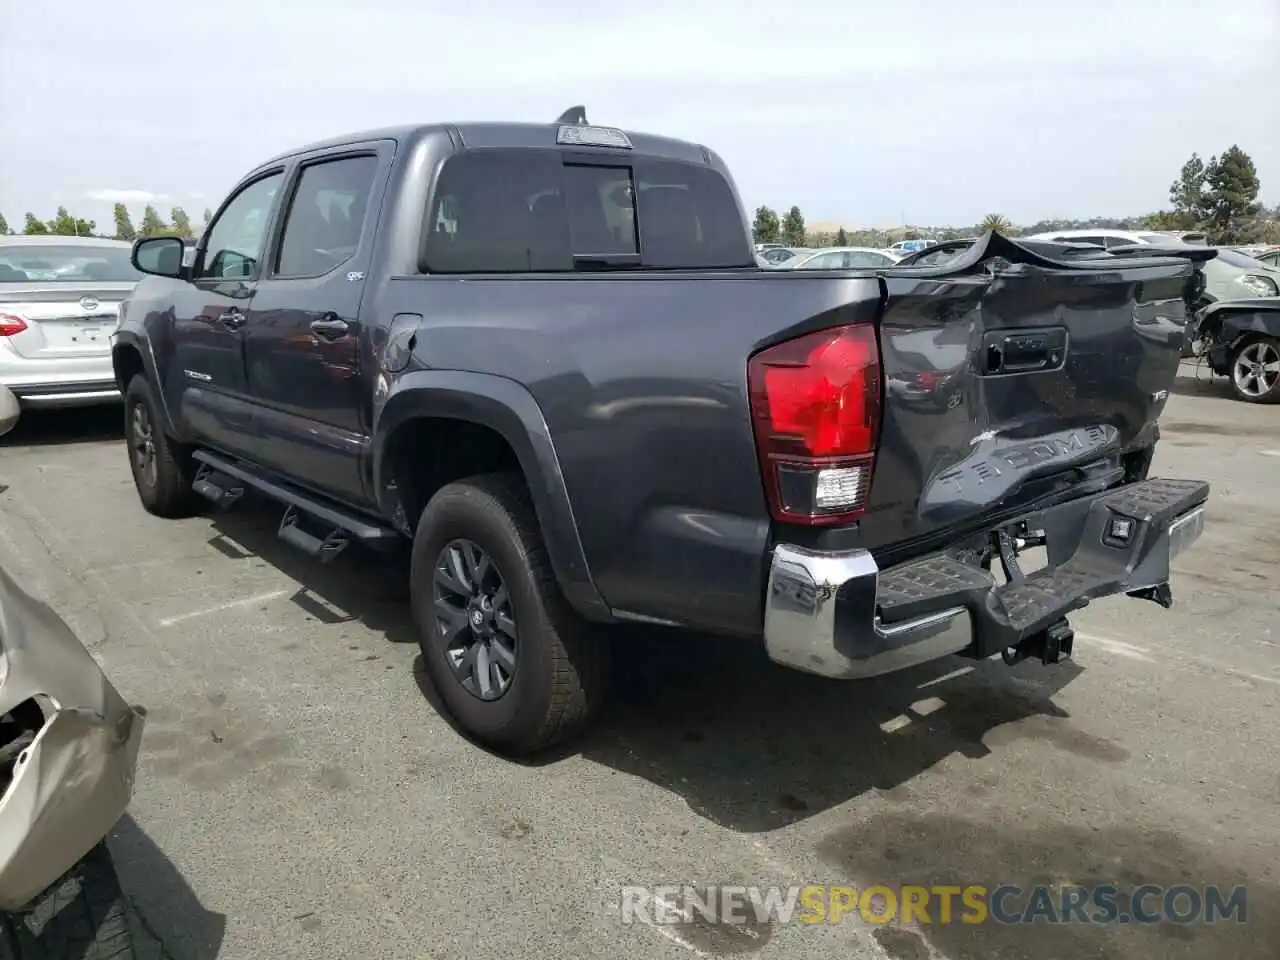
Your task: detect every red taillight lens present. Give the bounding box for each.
[748,323,882,525]
[0,312,28,337]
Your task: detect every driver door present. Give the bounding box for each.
[242,143,390,504]
[164,169,284,458]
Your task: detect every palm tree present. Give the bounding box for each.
[980,213,1013,234]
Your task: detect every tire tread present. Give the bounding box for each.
[4,842,134,959]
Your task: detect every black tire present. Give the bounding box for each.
[410,472,608,756]
[1227,335,1280,404]
[123,375,198,517]
[2,842,135,960]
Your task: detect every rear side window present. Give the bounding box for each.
[275,154,379,278]
[422,149,750,273]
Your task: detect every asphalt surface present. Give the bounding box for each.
[1,362,1276,960]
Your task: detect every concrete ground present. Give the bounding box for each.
[0,362,1276,960]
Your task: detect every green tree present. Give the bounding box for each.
[834,227,849,245]
[1168,153,1209,226]
[0,213,10,235]
[22,213,48,235]
[781,206,806,247]
[980,213,1013,234]
[169,206,193,238]
[752,205,780,244]
[1202,146,1261,243]
[1142,210,1190,231]
[139,205,168,238]
[113,204,137,242]
[47,206,80,235]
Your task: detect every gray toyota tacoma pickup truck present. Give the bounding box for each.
[112,109,1210,755]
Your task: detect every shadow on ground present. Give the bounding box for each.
[200,494,1090,834]
[816,811,1277,960]
[581,627,1086,831]
[109,814,227,959]
[201,492,416,645]
[1170,361,1230,399]
[0,405,124,448]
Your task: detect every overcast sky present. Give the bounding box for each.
[2,0,1277,231]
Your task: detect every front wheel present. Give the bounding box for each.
[123,375,198,517]
[1228,336,1280,403]
[409,473,608,757]
[2,842,135,960]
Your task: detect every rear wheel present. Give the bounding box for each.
[1228,336,1280,403]
[123,375,198,517]
[1,842,135,959]
[410,473,608,756]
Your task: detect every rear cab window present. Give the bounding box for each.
[421,147,752,273]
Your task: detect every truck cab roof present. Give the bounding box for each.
[260,122,716,169]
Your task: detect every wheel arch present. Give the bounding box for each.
[372,371,611,622]
[111,331,179,436]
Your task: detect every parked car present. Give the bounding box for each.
[1200,248,1280,301]
[1247,246,1280,268]
[896,236,1113,267]
[786,246,902,269]
[114,114,1209,756]
[1023,228,1207,249]
[0,236,142,435]
[887,238,929,254]
[0,554,145,957]
[1194,298,1280,403]
[759,247,805,266]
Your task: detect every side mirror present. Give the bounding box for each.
[132,236,187,278]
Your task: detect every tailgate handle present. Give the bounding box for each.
[980,327,1067,376]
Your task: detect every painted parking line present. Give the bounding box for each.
[1075,631,1279,686]
[156,588,289,627]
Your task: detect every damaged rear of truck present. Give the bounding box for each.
[750,233,1207,679]
[515,231,1208,684]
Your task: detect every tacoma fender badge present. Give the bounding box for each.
[184,369,212,382]
[346,271,365,282]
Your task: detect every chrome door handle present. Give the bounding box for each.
[310,317,349,340]
[218,310,246,329]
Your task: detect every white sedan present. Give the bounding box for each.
[0,236,142,435]
[785,246,903,269]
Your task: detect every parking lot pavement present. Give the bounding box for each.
[1,368,1277,960]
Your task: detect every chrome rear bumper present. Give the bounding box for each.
[763,478,1209,680]
[764,545,973,679]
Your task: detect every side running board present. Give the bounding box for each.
[190,450,400,562]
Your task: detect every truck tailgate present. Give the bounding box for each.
[858,234,1197,559]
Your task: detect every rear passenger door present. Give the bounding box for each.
[242,143,391,505]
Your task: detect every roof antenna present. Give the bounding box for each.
[556,105,587,124]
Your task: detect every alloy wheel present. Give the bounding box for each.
[1232,340,1280,399]
[131,402,157,488]
[431,539,518,701]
